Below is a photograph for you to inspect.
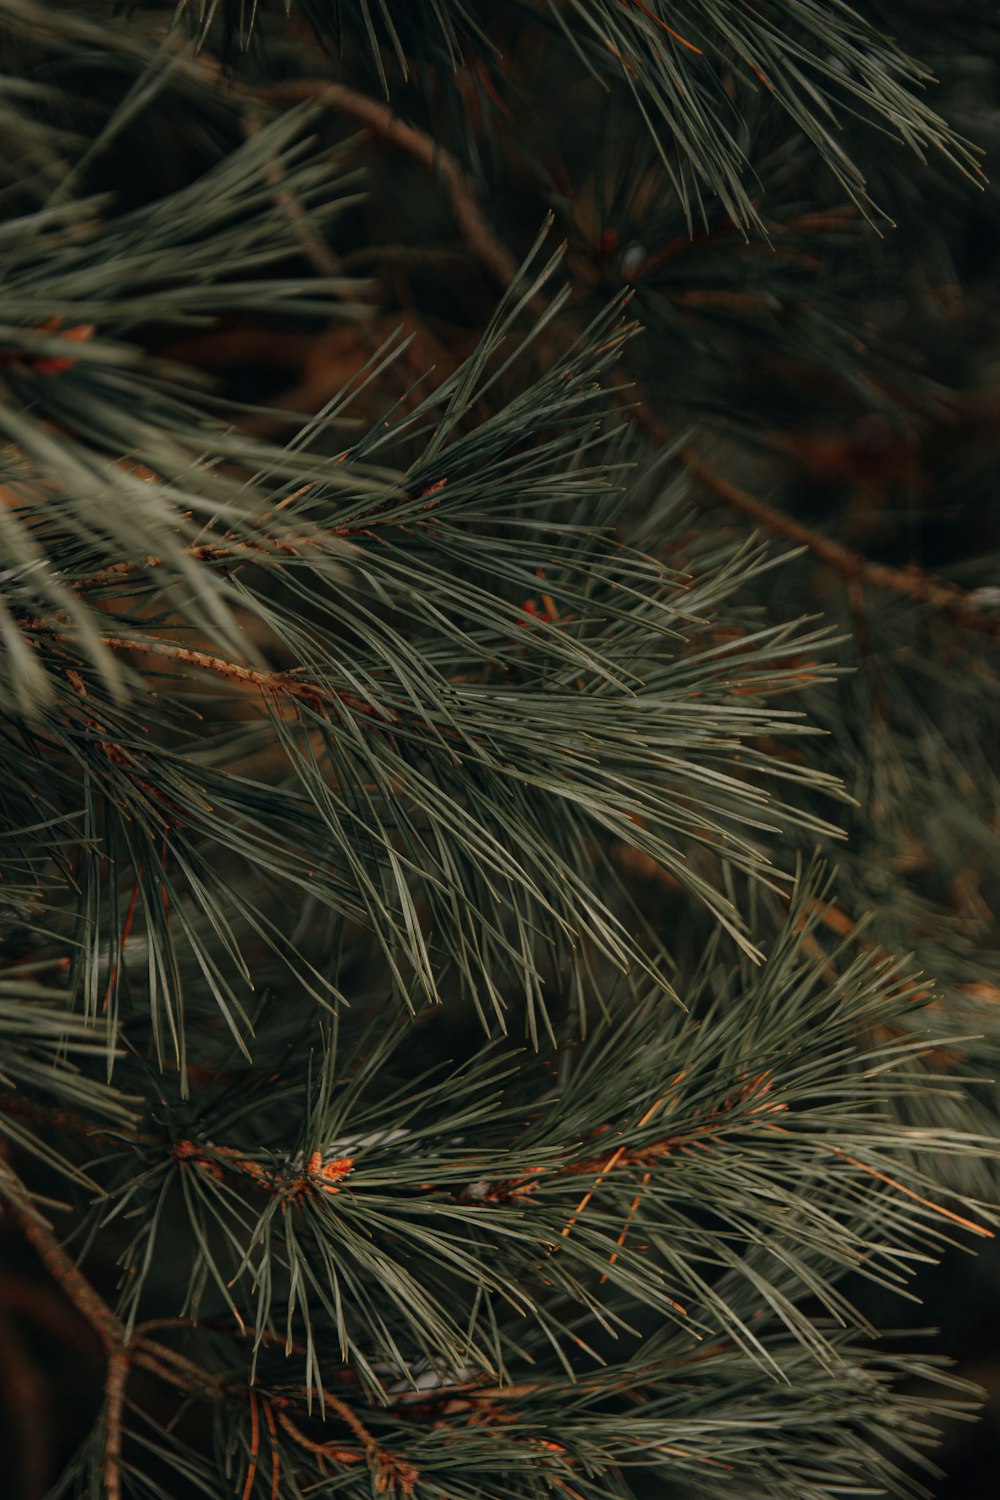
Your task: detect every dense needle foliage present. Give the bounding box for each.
[1,2,999,1497]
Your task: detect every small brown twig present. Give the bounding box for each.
[244,106,347,279]
[54,631,403,727]
[103,1350,130,1500]
[679,448,1000,639]
[275,1407,364,1466]
[262,1397,281,1500]
[276,1402,419,1497]
[337,243,472,276]
[8,1198,130,1496]
[8,1196,124,1354]
[249,79,521,295]
[242,1389,261,1500]
[65,476,447,598]
[0,1093,353,1210]
[7,1188,417,1496]
[133,1333,226,1398]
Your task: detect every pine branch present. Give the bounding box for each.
[4,1179,982,1500]
[233,77,1000,655]
[189,2,985,226]
[1,5,998,1497]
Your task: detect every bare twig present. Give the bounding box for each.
[6,1192,415,1493]
[249,80,520,294]
[275,1407,364,1466]
[276,1401,419,1496]
[40,630,403,726]
[242,1389,261,1500]
[244,106,346,279]
[679,448,1000,638]
[68,475,446,594]
[8,1200,130,1497]
[133,1333,226,1398]
[337,243,472,276]
[103,1350,130,1500]
[8,1197,124,1353]
[262,1398,281,1500]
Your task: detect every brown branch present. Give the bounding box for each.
[8,1196,124,1353]
[680,448,1000,639]
[243,1390,262,1500]
[276,1408,364,1466]
[133,1333,227,1398]
[262,1397,281,1500]
[250,80,520,296]
[244,106,346,280]
[67,482,445,607]
[74,533,319,593]
[276,1403,419,1497]
[6,1189,416,1493]
[322,1390,383,1453]
[7,1199,133,1497]
[130,1346,206,1398]
[103,1350,130,1500]
[462,1074,783,1212]
[337,243,472,276]
[89,634,402,726]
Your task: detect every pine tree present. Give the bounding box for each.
[1,2,999,1496]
